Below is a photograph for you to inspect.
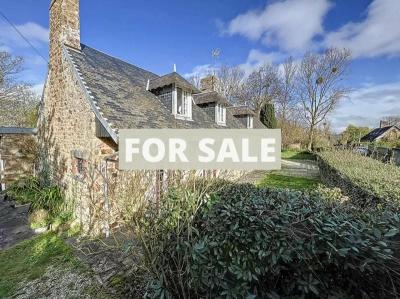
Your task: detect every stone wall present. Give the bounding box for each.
[393,148,400,166]
[0,134,37,189]
[38,0,118,234]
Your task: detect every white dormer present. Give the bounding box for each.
[215,104,226,126]
[173,87,192,120]
[247,115,254,129]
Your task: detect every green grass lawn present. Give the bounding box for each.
[257,173,319,191]
[0,233,80,298]
[281,150,315,160]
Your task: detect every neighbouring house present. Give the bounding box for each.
[360,121,400,143]
[39,0,265,234]
[0,127,37,191]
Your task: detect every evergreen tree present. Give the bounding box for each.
[260,103,277,129]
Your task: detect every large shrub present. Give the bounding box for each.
[136,182,400,298]
[191,184,400,298]
[5,176,64,217]
[318,150,400,207]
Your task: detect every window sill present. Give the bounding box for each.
[174,114,193,121]
[73,174,86,183]
[217,122,227,126]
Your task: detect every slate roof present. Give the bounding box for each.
[229,106,256,116]
[360,126,400,142]
[193,91,229,105]
[64,44,265,143]
[149,73,199,93]
[0,127,37,135]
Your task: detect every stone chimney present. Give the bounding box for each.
[49,0,80,67]
[380,120,390,128]
[200,75,218,92]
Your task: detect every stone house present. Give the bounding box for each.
[39,0,265,234]
[0,127,37,191]
[360,122,400,143]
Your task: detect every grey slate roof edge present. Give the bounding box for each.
[149,72,200,93]
[360,125,400,142]
[193,91,230,105]
[0,127,38,135]
[228,105,256,116]
[63,45,119,144]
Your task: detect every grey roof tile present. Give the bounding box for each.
[66,44,265,133]
[361,126,400,142]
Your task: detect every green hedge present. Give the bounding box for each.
[318,150,400,207]
[141,184,400,298]
[190,184,400,298]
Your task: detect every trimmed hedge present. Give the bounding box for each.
[318,150,400,207]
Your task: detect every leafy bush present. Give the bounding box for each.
[192,184,400,298]
[132,178,233,299]
[318,150,400,207]
[136,182,400,298]
[5,176,64,217]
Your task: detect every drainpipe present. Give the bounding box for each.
[101,152,118,238]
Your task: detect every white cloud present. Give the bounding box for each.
[0,22,49,49]
[325,0,400,58]
[330,81,400,132]
[185,49,283,79]
[224,0,332,52]
[184,64,215,79]
[239,49,283,75]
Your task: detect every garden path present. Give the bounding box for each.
[0,194,33,250]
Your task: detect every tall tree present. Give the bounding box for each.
[260,103,277,129]
[340,125,370,145]
[0,51,39,127]
[215,65,246,104]
[276,57,298,122]
[298,48,351,150]
[243,63,280,118]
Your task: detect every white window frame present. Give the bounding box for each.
[215,104,226,126]
[0,158,5,191]
[173,86,192,120]
[247,115,254,129]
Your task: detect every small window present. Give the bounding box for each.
[247,116,254,129]
[77,158,84,174]
[74,158,87,178]
[215,104,226,125]
[175,87,192,119]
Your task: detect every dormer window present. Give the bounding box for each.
[173,87,192,120]
[215,104,226,125]
[247,116,254,129]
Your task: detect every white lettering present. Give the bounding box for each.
[261,138,276,162]
[169,138,188,162]
[198,138,215,162]
[242,138,258,162]
[125,138,140,162]
[217,139,240,163]
[143,138,165,163]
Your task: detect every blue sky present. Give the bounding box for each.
[0,0,399,132]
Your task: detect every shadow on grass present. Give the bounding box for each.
[281,150,316,160]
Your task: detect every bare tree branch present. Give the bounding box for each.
[297,48,351,150]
